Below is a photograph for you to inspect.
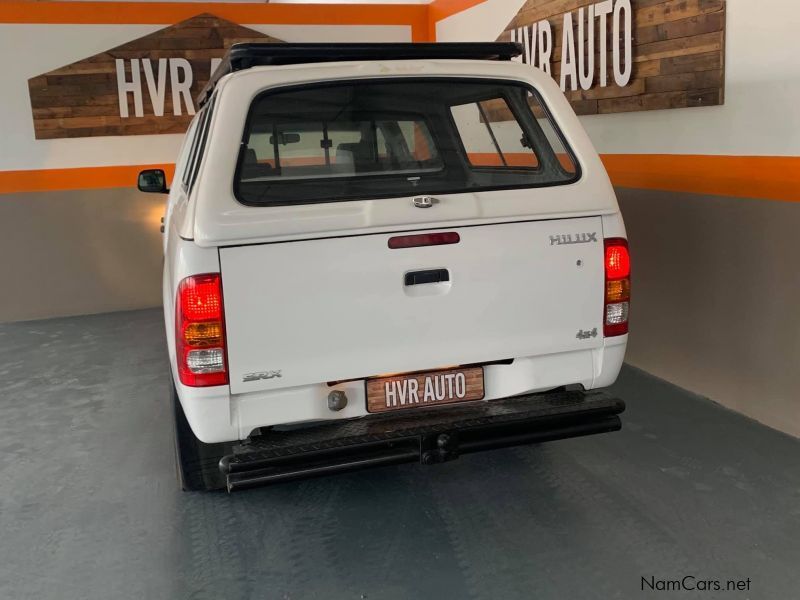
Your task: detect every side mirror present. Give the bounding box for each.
[138,169,168,194]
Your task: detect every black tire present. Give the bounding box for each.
[171,382,233,491]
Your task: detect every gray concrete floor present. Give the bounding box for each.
[1,309,798,600]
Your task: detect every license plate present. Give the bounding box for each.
[366,367,484,414]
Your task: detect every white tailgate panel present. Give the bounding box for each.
[221,217,605,394]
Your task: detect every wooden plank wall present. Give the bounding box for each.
[499,0,726,115]
[28,14,283,139]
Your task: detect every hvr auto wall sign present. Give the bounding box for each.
[27,14,284,139]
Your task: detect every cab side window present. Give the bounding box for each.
[182,93,217,194]
[173,118,200,190]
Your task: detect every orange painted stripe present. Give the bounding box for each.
[2,155,798,201]
[0,2,428,33]
[0,164,175,194]
[467,152,539,167]
[601,155,800,203]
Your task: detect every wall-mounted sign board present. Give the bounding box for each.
[498,0,726,114]
[28,14,283,139]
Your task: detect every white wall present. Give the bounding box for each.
[580,0,800,156]
[0,23,410,173]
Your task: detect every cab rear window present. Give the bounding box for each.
[235,79,578,205]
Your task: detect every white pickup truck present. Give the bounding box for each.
[138,43,629,492]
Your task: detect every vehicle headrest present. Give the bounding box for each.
[335,145,355,170]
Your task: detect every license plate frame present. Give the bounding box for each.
[365,366,485,414]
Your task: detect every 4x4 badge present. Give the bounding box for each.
[576,328,598,340]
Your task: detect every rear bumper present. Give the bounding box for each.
[177,340,627,444]
[219,389,625,492]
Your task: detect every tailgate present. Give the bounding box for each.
[220,217,604,394]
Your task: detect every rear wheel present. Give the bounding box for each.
[171,382,233,491]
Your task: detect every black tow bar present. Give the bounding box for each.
[219,389,625,492]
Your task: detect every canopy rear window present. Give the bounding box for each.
[235,79,578,206]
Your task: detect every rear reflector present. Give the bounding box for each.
[604,238,630,337]
[388,231,460,249]
[176,274,229,387]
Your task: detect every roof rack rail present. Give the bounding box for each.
[197,42,523,106]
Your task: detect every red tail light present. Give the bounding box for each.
[604,238,630,337]
[175,273,229,387]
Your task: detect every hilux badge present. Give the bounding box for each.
[550,232,598,245]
